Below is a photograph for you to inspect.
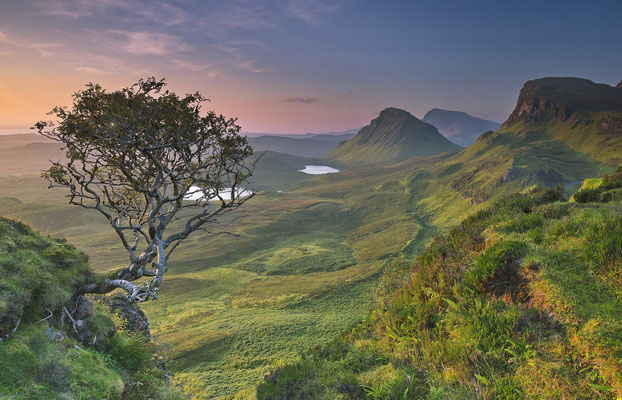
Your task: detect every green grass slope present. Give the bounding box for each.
[325,108,461,166]
[0,160,438,398]
[258,177,622,399]
[0,217,183,399]
[144,75,621,396]
[399,77,622,227]
[248,150,340,191]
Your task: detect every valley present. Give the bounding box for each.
[1,76,621,399]
[0,134,439,397]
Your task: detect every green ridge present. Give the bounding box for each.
[325,108,461,166]
[258,176,622,399]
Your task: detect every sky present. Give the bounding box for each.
[0,0,621,134]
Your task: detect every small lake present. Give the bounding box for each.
[299,165,340,175]
[184,186,253,201]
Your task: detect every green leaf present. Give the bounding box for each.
[588,383,611,392]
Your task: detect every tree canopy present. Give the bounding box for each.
[35,77,254,302]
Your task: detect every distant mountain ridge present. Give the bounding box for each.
[243,128,359,138]
[325,107,461,165]
[422,108,500,146]
[247,135,352,158]
[424,77,622,206]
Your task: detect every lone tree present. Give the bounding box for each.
[35,77,254,302]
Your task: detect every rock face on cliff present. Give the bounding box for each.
[415,77,622,205]
[422,108,500,146]
[504,77,622,127]
[325,107,461,165]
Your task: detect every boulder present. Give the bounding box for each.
[74,296,94,320]
[74,320,91,343]
[44,328,65,342]
[100,294,151,339]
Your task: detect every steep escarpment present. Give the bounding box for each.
[415,77,622,210]
[504,77,622,128]
[325,107,461,166]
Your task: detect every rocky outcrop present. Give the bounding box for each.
[617,80,622,89]
[503,77,622,127]
[505,81,572,126]
[502,162,518,182]
[101,294,151,339]
[599,116,622,132]
[44,328,65,342]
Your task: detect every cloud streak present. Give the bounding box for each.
[217,43,266,73]
[0,30,61,57]
[284,97,318,103]
[74,66,109,74]
[37,0,189,26]
[286,0,344,25]
[113,31,191,55]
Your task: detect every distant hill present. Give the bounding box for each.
[325,107,462,166]
[0,133,54,147]
[291,132,356,141]
[422,108,500,146]
[243,128,359,138]
[247,133,353,158]
[0,138,63,176]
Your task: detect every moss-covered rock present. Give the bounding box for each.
[0,217,186,399]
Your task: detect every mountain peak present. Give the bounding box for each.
[325,107,461,165]
[504,77,622,126]
[356,107,436,146]
[425,108,469,118]
[377,107,414,119]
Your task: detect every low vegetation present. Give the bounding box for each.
[258,182,622,399]
[572,167,622,204]
[0,217,184,399]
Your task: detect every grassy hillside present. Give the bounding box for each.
[422,108,500,146]
[0,217,183,399]
[326,108,461,166]
[0,76,619,398]
[0,157,439,398]
[258,177,622,399]
[395,78,622,227]
[248,150,340,191]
